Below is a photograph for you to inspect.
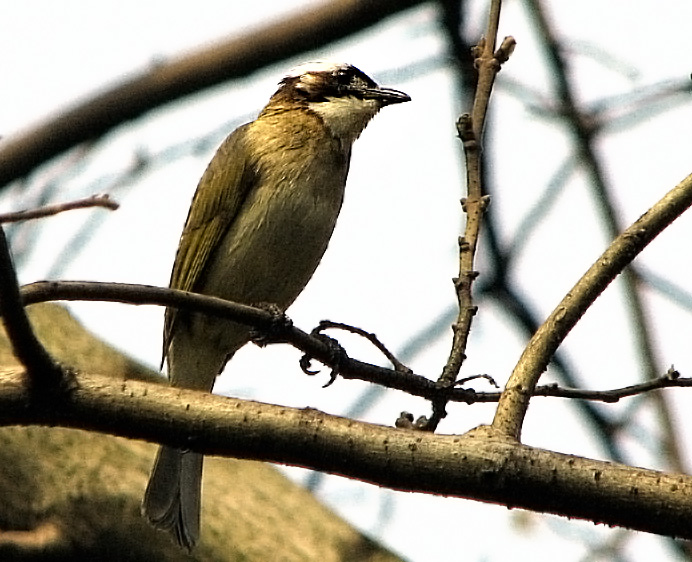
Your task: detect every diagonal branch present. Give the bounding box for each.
[19,280,476,405]
[524,0,685,476]
[492,172,692,440]
[0,227,63,384]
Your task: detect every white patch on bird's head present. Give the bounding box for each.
[287,62,375,100]
[277,62,382,145]
[286,60,351,79]
[270,62,410,146]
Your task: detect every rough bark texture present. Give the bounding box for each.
[0,303,402,562]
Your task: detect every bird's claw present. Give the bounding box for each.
[300,332,347,387]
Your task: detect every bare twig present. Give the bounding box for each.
[533,367,687,402]
[430,0,514,430]
[19,280,474,404]
[0,227,63,384]
[455,373,499,388]
[0,194,119,223]
[21,279,692,407]
[492,172,692,440]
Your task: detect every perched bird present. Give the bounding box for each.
[141,61,410,549]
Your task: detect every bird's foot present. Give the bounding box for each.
[249,303,293,347]
[300,329,348,388]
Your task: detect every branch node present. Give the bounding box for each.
[456,114,476,145]
[248,303,292,347]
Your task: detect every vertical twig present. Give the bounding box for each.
[426,0,515,430]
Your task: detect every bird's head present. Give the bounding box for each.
[267,62,410,144]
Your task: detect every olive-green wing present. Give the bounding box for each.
[163,124,256,360]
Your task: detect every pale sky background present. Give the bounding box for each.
[2,1,692,560]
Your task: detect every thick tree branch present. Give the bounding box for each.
[1,368,692,540]
[0,0,424,189]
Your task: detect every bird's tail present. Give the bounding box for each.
[142,445,203,551]
[143,317,239,549]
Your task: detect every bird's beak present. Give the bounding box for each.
[361,86,411,106]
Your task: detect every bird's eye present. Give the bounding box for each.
[334,69,352,86]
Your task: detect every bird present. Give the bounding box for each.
[141,61,410,550]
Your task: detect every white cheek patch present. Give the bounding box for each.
[308,96,381,145]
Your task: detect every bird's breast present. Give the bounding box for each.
[198,126,349,312]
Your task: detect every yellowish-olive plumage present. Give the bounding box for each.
[142,62,409,550]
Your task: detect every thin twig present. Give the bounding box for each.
[21,279,692,407]
[455,373,499,388]
[19,280,469,404]
[430,0,515,430]
[0,194,119,223]
[532,368,687,402]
